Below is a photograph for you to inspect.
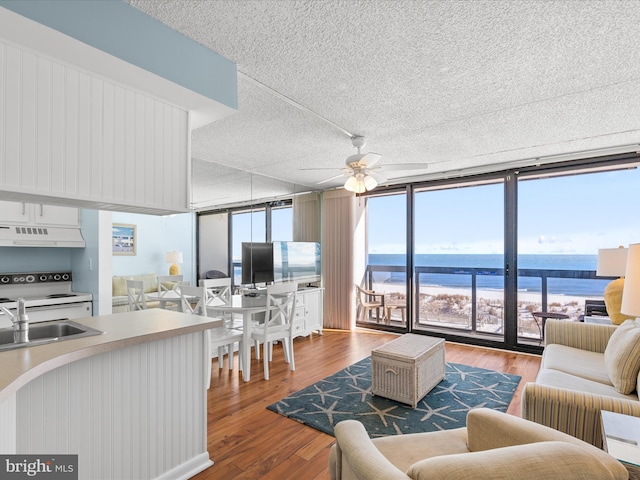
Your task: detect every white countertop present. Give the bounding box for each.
[0,309,221,402]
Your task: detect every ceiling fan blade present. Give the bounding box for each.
[367,171,387,184]
[361,152,382,167]
[317,172,348,184]
[379,163,428,172]
[299,167,345,171]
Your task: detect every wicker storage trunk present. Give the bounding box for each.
[371,334,445,407]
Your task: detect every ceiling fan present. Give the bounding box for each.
[312,136,429,193]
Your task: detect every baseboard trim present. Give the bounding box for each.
[154,452,213,480]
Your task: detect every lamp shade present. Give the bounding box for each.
[596,247,628,277]
[166,251,183,264]
[621,243,640,317]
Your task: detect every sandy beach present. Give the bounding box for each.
[373,282,594,306]
[368,282,599,335]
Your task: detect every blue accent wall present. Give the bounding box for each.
[0,247,72,273]
[71,209,100,314]
[112,212,195,282]
[0,0,237,109]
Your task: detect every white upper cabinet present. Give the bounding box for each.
[0,201,79,227]
[0,40,190,215]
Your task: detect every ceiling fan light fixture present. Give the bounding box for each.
[344,174,364,193]
[363,174,377,191]
[344,173,377,194]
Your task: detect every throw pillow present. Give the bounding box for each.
[112,276,129,297]
[139,273,158,293]
[604,319,640,394]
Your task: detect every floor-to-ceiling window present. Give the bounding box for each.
[413,180,505,343]
[271,205,293,242]
[516,165,640,345]
[232,209,267,285]
[361,155,640,352]
[197,202,293,287]
[363,192,407,329]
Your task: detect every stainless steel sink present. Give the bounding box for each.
[0,320,103,351]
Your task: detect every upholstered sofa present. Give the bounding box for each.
[112,273,159,313]
[329,407,627,480]
[522,318,640,447]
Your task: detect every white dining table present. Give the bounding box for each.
[206,294,269,382]
[146,291,183,311]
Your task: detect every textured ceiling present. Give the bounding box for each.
[127,0,640,210]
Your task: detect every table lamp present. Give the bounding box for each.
[166,251,183,275]
[621,243,640,320]
[597,246,632,325]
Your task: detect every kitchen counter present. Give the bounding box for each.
[0,309,222,480]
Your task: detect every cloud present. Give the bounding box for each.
[537,235,559,244]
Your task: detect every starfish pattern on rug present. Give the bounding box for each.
[445,364,486,382]
[415,403,457,423]
[356,402,406,427]
[304,400,353,425]
[291,384,342,405]
[344,383,371,402]
[267,357,521,437]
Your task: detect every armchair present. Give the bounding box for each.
[329,408,627,480]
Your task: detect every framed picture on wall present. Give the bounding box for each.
[112,223,137,256]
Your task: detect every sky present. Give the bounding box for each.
[368,167,640,256]
[225,166,640,260]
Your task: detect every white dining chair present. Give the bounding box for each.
[250,282,298,380]
[179,285,243,374]
[200,277,243,329]
[156,275,186,310]
[126,279,147,311]
[157,275,183,296]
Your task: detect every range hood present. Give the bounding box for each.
[0,225,85,248]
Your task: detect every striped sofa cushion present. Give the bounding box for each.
[604,319,640,394]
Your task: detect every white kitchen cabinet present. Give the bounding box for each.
[293,287,324,338]
[0,201,79,226]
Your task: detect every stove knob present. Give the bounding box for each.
[54,274,61,281]
[62,273,70,281]
[0,277,8,284]
[25,275,35,283]
[39,274,48,282]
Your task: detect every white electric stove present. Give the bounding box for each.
[0,271,92,328]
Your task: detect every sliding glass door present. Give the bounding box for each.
[363,193,407,329]
[412,180,505,342]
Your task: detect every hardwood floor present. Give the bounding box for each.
[193,329,541,480]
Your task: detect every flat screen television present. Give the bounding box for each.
[273,241,321,285]
[241,242,274,285]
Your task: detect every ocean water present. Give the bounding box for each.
[368,253,609,297]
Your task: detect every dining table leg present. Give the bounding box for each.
[242,312,251,382]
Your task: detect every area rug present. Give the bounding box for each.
[267,357,521,437]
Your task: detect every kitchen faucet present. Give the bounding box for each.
[0,298,29,344]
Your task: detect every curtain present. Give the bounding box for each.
[293,193,321,242]
[321,190,365,330]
